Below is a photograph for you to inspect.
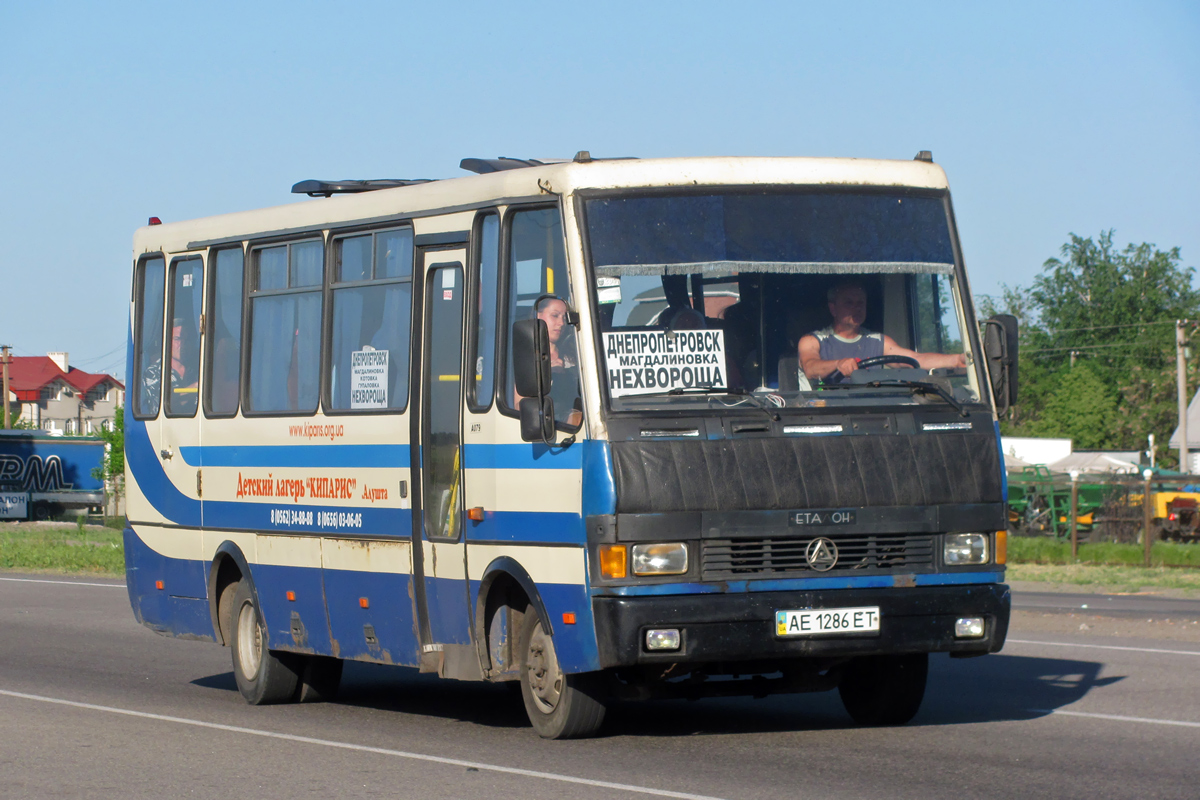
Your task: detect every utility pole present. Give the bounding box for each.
[1,345,11,429]
[1177,320,1189,474]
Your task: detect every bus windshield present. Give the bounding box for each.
[584,190,982,411]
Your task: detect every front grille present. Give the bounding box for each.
[701,532,935,579]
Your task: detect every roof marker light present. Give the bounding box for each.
[148,217,162,225]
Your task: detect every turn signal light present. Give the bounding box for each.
[286,591,296,601]
[995,531,1007,565]
[155,580,164,590]
[467,507,485,522]
[359,597,370,608]
[600,544,627,579]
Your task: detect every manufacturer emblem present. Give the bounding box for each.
[805,537,839,571]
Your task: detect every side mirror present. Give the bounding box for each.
[519,396,555,443]
[512,318,554,443]
[512,318,552,400]
[983,315,1019,413]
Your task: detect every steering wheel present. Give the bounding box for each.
[857,354,920,370]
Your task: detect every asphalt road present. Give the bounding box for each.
[1,575,1198,800]
[1012,589,1200,620]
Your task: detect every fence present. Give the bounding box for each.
[1007,470,1200,567]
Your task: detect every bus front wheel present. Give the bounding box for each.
[518,608,606,739]
[838,653,928,726]
[231,581,300,705]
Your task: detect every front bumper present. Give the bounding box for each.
[592,583,1010,668]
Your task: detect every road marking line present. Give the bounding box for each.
[1031,708,1200,729]
[1007,638,1200,657]
[0,577,125,588]
[0,689,727,800]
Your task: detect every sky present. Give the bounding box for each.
[1,1,1196,382]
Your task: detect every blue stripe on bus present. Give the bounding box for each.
[127,415,203,527]
[594,571,1006,596]
[581,440,616,517]
[465,511,584,544]
[173,442,582,471]
[461,443,583,470]
[179,445,411,469]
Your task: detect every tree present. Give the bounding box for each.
[91,406,124,516]
[1026,365,1116,449]
[985,231,1198,463]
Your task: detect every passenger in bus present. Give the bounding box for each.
[210,321,239,412]
[170,317,199,413]
[517,297,582,427]
[799,282,966,384]
[661,305,705,331]
[662,304,745,390]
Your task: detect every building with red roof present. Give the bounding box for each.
[4,352,124,434]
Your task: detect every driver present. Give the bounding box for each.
[799,282,966,384]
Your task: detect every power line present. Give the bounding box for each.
[73,342,127,366]
[1037,320,1179,335]
[1024,342,1172,355]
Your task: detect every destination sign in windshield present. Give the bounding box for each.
[603,330,728,397]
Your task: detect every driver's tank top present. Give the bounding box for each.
[812,327,884,382]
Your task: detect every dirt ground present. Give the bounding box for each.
[1009,610,1200,643]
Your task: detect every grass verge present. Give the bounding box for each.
[1007,563,1200,595]
[0,522,125,577]
[1008,536,1200,568]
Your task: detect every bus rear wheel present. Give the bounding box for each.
[518,608,606,739]
[230,581,300,705]
[838,653,928,726]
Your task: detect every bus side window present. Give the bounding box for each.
[327,227,414,412]
[467,212,499,411]
[247,240,324,413]
[133,255,166,419]
[503,207,579,429]
[165,257,203,417]
[206,247,244,416]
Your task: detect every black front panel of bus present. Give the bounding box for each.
[608,412,1002,514]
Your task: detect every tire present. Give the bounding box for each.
[518,608,606,739]
[230,581,301,705]
[838,653,928,726]
[296,656,343,703]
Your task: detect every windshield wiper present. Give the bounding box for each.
[858,379,968,416]
[651,386,783,420]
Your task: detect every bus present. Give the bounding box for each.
[124,153,1017,739]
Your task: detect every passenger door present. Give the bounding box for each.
[411,248,473,650]
[157,255,207,596]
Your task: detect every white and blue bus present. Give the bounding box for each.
[125,153,1017,738]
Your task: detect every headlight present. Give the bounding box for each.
[631,543,689,576]
[944,533,989,565]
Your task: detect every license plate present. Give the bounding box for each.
[775,606,881,636]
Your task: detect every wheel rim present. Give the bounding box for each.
[236,599,262,679]
[525,619,562,713]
